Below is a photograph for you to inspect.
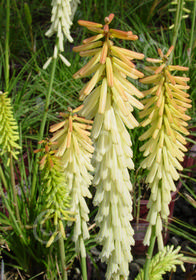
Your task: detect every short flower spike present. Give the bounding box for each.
[37,140,74,247]
[43,0,80,69]
[73,15,144,280]
[0,91,21,165]
[139,46,191,250]
[50,108,94,258]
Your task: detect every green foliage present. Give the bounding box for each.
[135,245,185,280]
[24,3,32,27]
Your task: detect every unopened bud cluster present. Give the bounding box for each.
[139,46,191,250]
[0,91,21,165]
[36,140,73,247]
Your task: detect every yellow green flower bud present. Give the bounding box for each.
[0,91,21,164]
[37,140,73,246]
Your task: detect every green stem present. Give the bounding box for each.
[30,55,57,204]
[5,0,10,91]
[144,225,156,280]
[58,234,68,280]
[5,0,21,226]
[77,202,87,279]
[136,182,141,224]
[79,236,88,280]
[104,0,107,17]
[81,256,87,280]
[0,165,8,191]
[188,0,196,66]
[169,0,184,64]
[10,155,21,224]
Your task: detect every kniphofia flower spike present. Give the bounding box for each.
[73,14,144,280]
[0,91,21,165]
[35,140,73,247]
[139,46,191,250]
[50,107,94,258]
[43,0,80,69]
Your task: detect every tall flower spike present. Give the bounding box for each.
[49,107,94,258]
[73,15,144,279]
[43,0,80,69]
[0,91,21,165]
[35,140,74,247]
[139,46,191,250]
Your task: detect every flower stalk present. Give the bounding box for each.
[43,0,80,69]
[188,0,196,65]
[49,107,94,278]
[32,0,80,203]
[0,91,21,222]
[169,0,184,64]
[144,225,156,280]
[81,249,88,280]
[58,234,68,280]
[73,14,144,279]
[4,0,21,224]
[31,49,58,205]
[5,0,10,91]
[0,166,8,191]
[35,140,74,279]
[10,154,21,223]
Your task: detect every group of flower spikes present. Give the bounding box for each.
[38,13,191,280]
